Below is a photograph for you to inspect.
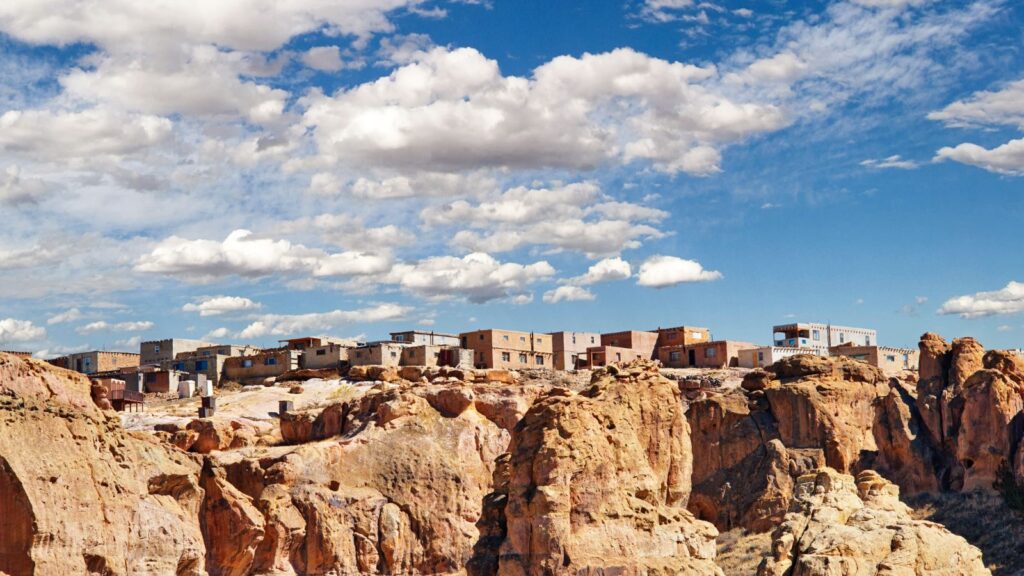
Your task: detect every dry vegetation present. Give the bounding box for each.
[715,528,771,575]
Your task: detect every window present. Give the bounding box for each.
[519,353,527,363]
[503,335,509,341]
[615,352,622,361]
[812,330,821,341]
[758,351,764,362]
[520,336,526,342]
[242,359,253,368]
[501,352,511,362]
[706,348,717,358]
[479,334,484,340]
[265,357,277,365]
[886,355,896,362]
[691,331,703,340]
[535,355,544,365]
[174,362,185,371]
[154,345,161,353]
[590,336,595,344]
[669,351,680,362]
[390,351,397,358]
[572,335,576,344]
[316,349,326,356]
[865,336,871,346]
[196,360,209,371]
[839,333,845,343]
[356,351,363,358]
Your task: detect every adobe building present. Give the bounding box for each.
[459,329,554,370]
[140,338,214,366]
[600,330,659,359]
[772,322,876,355]
[390,330,461,347]
[587,345,649,368]
[52,350,140,375]
[738,346,817,369]
[2,350,32,359]
[278,336,353,351]
[164,344,262,386]
[829,343,920,374]
[549,331,600,370]
[400,344,474,368]
[658,340,757,369]
[223,349,301,382]
[350,342,408,367]
[301,342,353,370]
[652,326,711,351]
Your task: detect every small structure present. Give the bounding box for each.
[91,377,144,412]
[829,344,919,374]
[653,326,711,351]
[140,339,215,366]
[390,330,461,347]
[586,345,649,368]
[738,346,819,369]
[600,330,659,360]
[223,349,301,382]
[400,344,474,368]
[350,342,408,367]
[51,350,139,375]
[279,336,351,351]
[301,342,352,370]
[549,331,600,370]
[661,340,757,369]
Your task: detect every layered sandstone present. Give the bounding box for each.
[757,469,990,576]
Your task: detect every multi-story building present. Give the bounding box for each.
[459,329,553,370]
[140,339,214,366]
[600,330,659,359]
[658,340,757,369]
[165,344,263,386]
[390,330,461,347]
[50,351,140,375]
[772,323,876,355]
[829,344,920,374]
[549,331,600,370]
[652,326,711,351]
[278,336,351,351]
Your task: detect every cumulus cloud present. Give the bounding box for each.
[303,46,786,176]
[0,108,171,161]
[47,307,82,325]
[302,46,345,71]
[565,257,632,286]
[929,79,1024,130]
[934,139,1024,175]
[0,166,54,205]
[76,320,154,334]
[182,296,262,317]
[860,155,919,169]
[423,182,667,257]
[203,327,231,340]
[385,253,555,303]
[0,318,45,343]
[636,255,722,288]
[938,281,1024,318]
[237,303,411,338]
[542,285,596,303]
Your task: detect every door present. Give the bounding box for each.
[687,349,696,366]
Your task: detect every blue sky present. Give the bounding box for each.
[0,0,1022,357]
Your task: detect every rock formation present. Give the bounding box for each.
[473,360,723,576]
[757,468,990,576]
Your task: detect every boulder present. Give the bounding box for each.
[956,369,1023,491]
[757,469,990,576]
[425,386,476,417]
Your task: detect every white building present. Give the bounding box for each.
[738,346,819,369]
[771,322,876,355]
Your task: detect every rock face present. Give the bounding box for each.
[473,360,723,576]
[0,353,206,576]
[757,468,990,576]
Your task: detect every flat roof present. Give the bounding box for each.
[390,329,458,337]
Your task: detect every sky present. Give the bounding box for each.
[1,0,1023,358]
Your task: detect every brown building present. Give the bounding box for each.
[587,345,649,367]
[350,342,407,367]
[302,342,353,370]
[51,351,140,375]
[140,339,214,366]
[279,336,352,351]
[400,344,473,368]
[223,349,300,382]
[600,330,659,359]
[390,330,461,347]
[549,331,600,370]
[659,340,757,369]
[653,326,711,350]
[459,329,553,370]
[829,344,919,374]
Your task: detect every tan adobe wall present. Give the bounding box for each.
[588,345,647,367]
[223,349,299,380]
[654,326,710,349]
[600,331,658,358]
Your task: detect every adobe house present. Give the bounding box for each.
[738,346,818,369]
[663,340,757,369]
[549,331,600,370]
[140,338,214,366]
[652,325,711,350]
[302,342,353,370]
[600,330,659,359]
[459,329,554,370]
[50,351,139,375]
[390,330,461,347]
[586,345,649,367]
[829,343,920,374]
[223,349,300,382]
[350,342,408,367]
[772,322,876,355]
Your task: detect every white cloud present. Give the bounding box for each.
[302,46,786,176]
[237,303,411,338]
[938,281,1024,318]
[565,257,632,286]
[860,155,919,169]
[203,327,231,340]
[542,285,596,304]
[76,320,154,334]
[47,307,82,325]
[0,318,45,343]
[182,296,262,316]
[115,335,141,349]
[929,79,1024,130]
[313,252,393,277]
[636,255,722,288]
[0,166,53,205]
[302,46,345,72]
[850,0,929,8]
[934,138,1024,175]
[0,108,171,161]
[385,252,555,303]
